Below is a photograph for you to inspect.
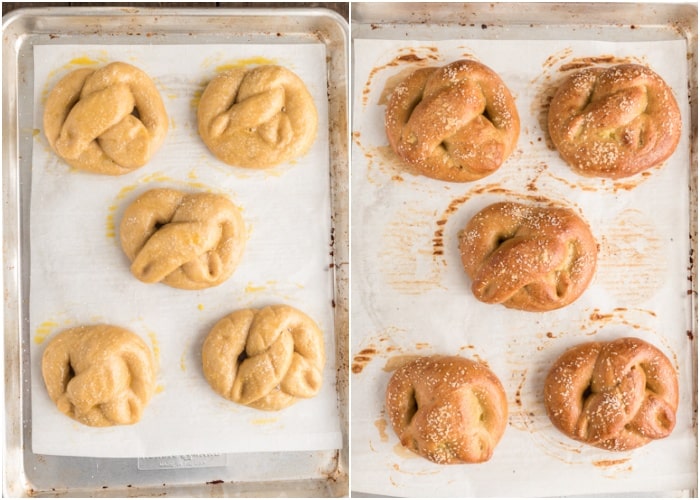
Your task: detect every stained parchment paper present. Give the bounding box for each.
[351,38,696,497]
[30,43,342,458]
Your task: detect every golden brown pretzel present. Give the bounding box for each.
[119,188,246,290]
[201,305,325,411]
[385,355,508,464]
[459,201,597,312]
[548,63,681,179]
[385,59,520,182]
[544,337,678,451]
[41,324,156,427]
[43,62,169,175]
[197,65,318,168]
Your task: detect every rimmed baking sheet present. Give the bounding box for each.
[3,6,348,497]
[350,2,697,497]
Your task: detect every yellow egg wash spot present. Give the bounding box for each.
[190,88,203,110]
[148,332,160,361]
[69,56,100,66]
[197,304,205,311]
[251,417,278,425]
[188,169,198,179]
[166,93,178,100]
[34,320,59,344]
[215,56,277,73]
[33,129,40,137]
[180,351,187,372]
[155,384,165,394]
[244,280,277,293]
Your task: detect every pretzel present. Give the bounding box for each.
[197,65,318,168]
[459,201,597,312]
[201,305,325,411]
[544,337,678,451]
[119,188,246,290]
[548,64,681,179]
[384,59,520,182]
[43,61,169,175]
[41,324,156,427]
[385,355,508,464]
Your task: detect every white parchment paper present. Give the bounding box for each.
[351,38,696,497]
[30,43,342,458]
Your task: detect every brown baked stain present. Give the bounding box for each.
[592,457,631,468]
[596,209,666,305]
[589,310,614,322]
[374,418,389,442]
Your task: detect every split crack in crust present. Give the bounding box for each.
[385,355,508,464]
[548,63,681,179]
[43,61,169,175]
[459,201,597,312]
[201,305,325,411]
[544,337,679,451]
[198,65,318,168]
[41,325,156,427]
[385,59,520,182]
[119,188,246,290]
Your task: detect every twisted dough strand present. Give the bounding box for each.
[202,305,325,411]
[41,325,156,427]
[385,59,520,182]
[43,62,168,175]
[120,188,246,290]
[459,202,597,311]
[548,64,681,179]
[544,337,678,451]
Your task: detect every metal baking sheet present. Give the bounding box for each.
[350,2,697,498]
[2,6,348,497]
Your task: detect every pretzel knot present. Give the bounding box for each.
[119,188,246,290]
[385,356,508,464]
[198,65,318,168]
[43,62,169,175]
[41,325,156,427]
[548,64,681,179]
[544,337,679,451]
[385,59,520,182]
[201,305,325,411]
[459,202,597,312]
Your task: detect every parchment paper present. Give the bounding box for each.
[351,38,696,497]
[30,43,342,458]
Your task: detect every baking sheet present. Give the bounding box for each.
[350,35,696,497]
[29,42,341,458]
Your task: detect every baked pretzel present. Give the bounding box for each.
[119,188,246,290]
[459,201,597,312]
[548,64,681,179]
[198,65,318,168]
[201,305,325,411]
[41,324,156,427]
[43,61,169,175]
[544,337,678,451]
[385,355,508,464]
[385,59,520,182]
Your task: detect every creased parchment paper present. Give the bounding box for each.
[30,43,342,458]
[351,38,696,497]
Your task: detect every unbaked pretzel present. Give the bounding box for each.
[41,324,156,427]
[201,305,325,411]
[197,65,318,168]
[385,59,520,182]
[43,61,169,175]
[459,201,597,312]
[385,355,508,464]
[119,188,246,290]
[548,63,681,179]
[544,337,678,451]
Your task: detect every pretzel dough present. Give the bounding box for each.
[385,59,520,182]
[43,61,168,175]
[459,201,597,312]
[385,355,508,464]
[41,324,156,427]
[548,63,681,179]
[119,188,246,290]
[544,337,678,451]
[197,65,318,168]
[202,305,325,411]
